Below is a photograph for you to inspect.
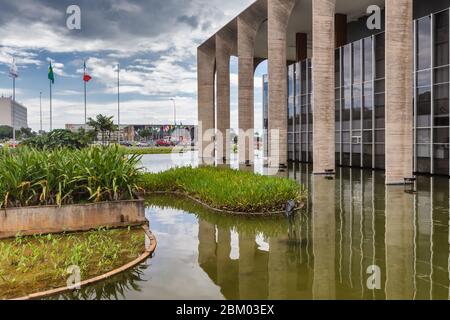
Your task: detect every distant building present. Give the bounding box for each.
[0,96,28,129]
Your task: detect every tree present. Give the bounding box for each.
[87,114,117,145]
[140,128,152,142]
[0,126,13,140]
[22,129,92,149]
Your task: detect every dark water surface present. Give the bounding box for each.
[54,153,449,300]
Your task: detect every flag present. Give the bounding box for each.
[9,59,18,78]
[83,61,92,82]
[48,62,55,84]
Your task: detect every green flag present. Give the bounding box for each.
[48,63,55,84]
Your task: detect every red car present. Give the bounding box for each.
[155,139,174,147]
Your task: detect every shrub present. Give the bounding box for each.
[0,146,142,208]
[140,166,306,213]
[22,129,94,150]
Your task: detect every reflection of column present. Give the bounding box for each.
[197,41,216,160]
[385,187,414,299]
[385,0,413,184]
[238,233,257,299]
[216,227,239,299]
[267,0,296,167]
[216,28,235,162]
[312,175,336,299]
[312,0,336,174]
[268,234,289,299]
[198,220,217,282]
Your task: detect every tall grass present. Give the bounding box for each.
[0,146,143,208]
[140,166,307,213]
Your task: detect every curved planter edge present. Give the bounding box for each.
[145,191,305,216]
[11,225,157,301]
[0,198,147,240]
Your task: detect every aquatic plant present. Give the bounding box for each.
[140,166,307,213]
[0,227,145,300]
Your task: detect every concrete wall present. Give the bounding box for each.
[0,199,147,239]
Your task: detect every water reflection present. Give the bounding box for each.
[51,161,449,300]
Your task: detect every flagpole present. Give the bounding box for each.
[12,76,16,146]
[50,79,52,132]
[39,91,43,134]
[117,63,120,144]
[84,61,87,125]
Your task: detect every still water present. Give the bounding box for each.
[54,152,450,300]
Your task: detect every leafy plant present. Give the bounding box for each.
[140,166,307,213]
[0,145,143,208]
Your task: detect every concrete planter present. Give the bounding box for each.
[0,199,147,240]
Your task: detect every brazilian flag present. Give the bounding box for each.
[48,62,55,84]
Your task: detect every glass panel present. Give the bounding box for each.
[434,128,449,144]
[434,66,449,84]
[353,41,361,84]
[434,10,449,68]
[417,70,432,87]
[417,17,431,71]
[375,33,385,79]
[416,144,431,173]
[352,85,361,129]
[434,83,449,126]
[363,37,373,82]
[417,86,431,127]
[374,94,385,129]
[434,144,449,175]
[417,128,431,143]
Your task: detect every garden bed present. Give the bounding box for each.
[0,227,148,300]
[139,166,307,214]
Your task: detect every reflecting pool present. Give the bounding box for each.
[53,153,450,300]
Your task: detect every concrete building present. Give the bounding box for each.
[197,0,450,184]
[0,96,28,129]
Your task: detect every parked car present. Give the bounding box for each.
[155,139,174,147]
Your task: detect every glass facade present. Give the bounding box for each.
[262,8,450,176]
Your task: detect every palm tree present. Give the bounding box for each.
[87,114,118,145]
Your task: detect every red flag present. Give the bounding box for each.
[83,74,92,82]
[83,61,92,82]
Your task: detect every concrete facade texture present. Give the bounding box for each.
[312,0,336,174]
[197,41,216,159]
[385,0,414,184]
[216,28,235,161]
[267,0,296,167]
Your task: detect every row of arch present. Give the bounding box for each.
[197,0,414,185]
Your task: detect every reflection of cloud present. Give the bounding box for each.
[230,230,240,260]
[256,233,270,252]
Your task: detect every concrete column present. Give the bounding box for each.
[237,19,256,165]
[216,29,235,162]
[197,41,216,161]
[312,0,336,174]
[385,186,414,299]
[385,0,413,185]
[267,0,296,168]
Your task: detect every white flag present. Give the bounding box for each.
[9,59,18,78]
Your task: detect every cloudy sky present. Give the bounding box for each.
[0,0,267,132]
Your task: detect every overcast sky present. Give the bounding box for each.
[0,0,267,132]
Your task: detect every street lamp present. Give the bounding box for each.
[170,98,176,126]
[39,91,43,134]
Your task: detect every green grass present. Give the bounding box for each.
[121,146,175,155]
[0,146,143,208]
[139,166,306,213]
[0,227,145,299]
